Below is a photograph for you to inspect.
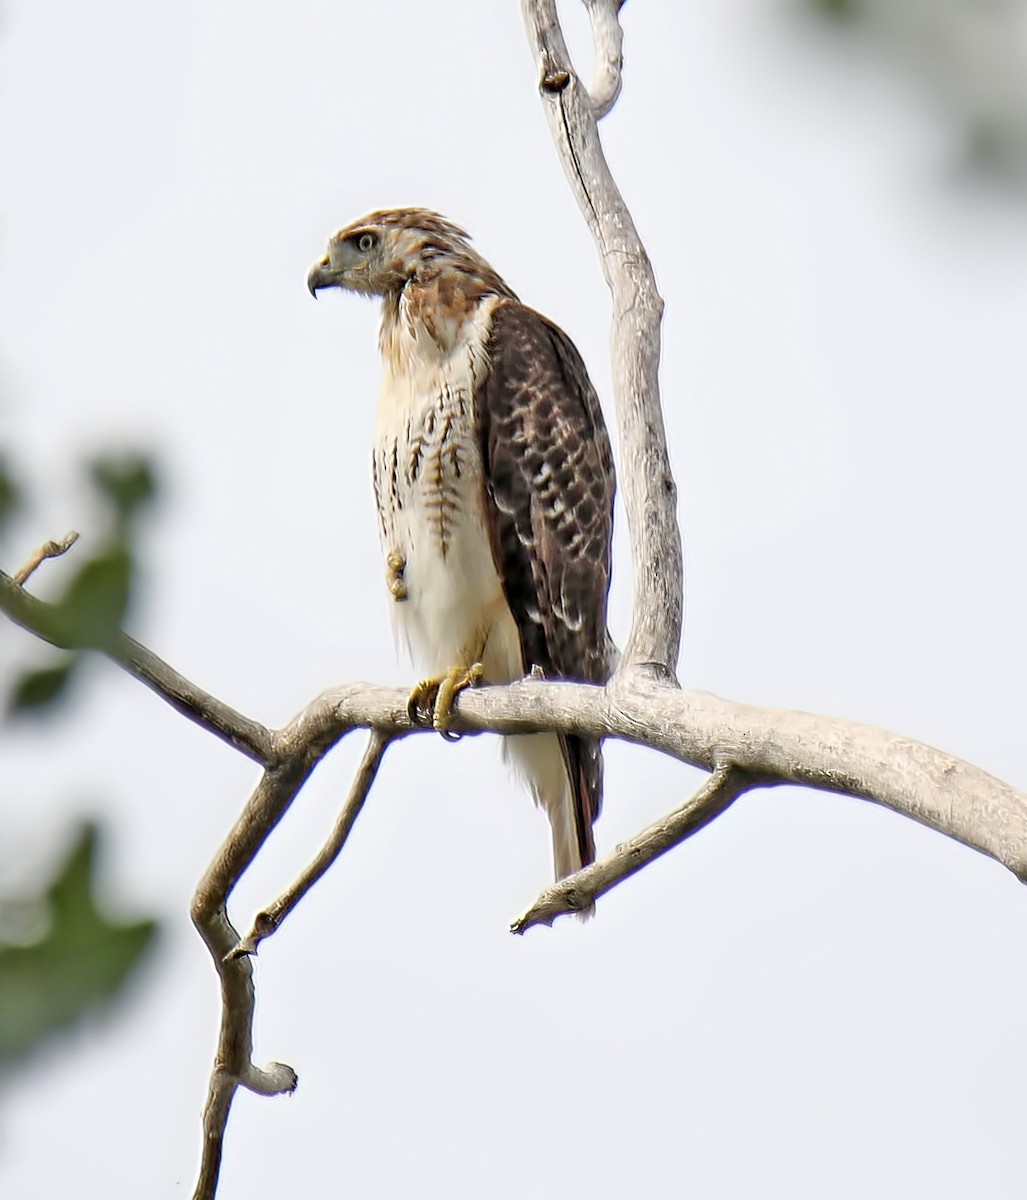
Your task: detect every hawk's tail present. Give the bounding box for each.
[502,732,602,912]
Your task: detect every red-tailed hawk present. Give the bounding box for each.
[308,208,615,882]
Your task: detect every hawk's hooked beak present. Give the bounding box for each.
[307,256,340,298]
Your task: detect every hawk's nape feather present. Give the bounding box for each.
[475,301,616,869]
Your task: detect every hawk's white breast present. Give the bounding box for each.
[373,293,523,682]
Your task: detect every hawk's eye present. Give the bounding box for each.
[357,232,377,253]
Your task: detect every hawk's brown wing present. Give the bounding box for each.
[475,300,615,866]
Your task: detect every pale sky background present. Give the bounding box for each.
[2,2,1027,1197]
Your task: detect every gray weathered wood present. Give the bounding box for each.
[522,0,683,681]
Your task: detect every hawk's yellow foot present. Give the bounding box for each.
[407,662,485,741]
[386,552,407,601]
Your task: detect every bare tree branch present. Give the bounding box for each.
[305,678,1027,884]
[512,763,758,931]
[189,758,325,1200]
[13,530,79,585]
[0,568,272,763]
[521,0,682,681]
[111,632,273,764]
[6,552,1025,893]
[232,729,392,958]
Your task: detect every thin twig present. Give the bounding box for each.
[12,530,79,585]
[582,0,624,118]
[511,764,756,932]
[231,730,391,958]
[110,631,273,763]
[193,1072,233,1200]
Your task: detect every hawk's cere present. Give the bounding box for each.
[308,209,616,883]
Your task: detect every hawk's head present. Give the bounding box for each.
[307,208,512,301]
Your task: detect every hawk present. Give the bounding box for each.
[308,208,615,882]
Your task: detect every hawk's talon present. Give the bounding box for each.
[406,663,484,738]
[407,678,437,726]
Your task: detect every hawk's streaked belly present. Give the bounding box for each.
[373,303,522,684]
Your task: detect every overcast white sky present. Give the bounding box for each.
[3,2,1027,1197]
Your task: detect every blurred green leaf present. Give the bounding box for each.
[4,546,134,715]
[8,657,79,714]
[54,545,132,647]
[88,453,157,525]
[0,458,20,533]
[810,0,857,17]
[0,823,158,1066]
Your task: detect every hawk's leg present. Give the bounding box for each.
[386,552,407,601]
[407,662,485,741]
